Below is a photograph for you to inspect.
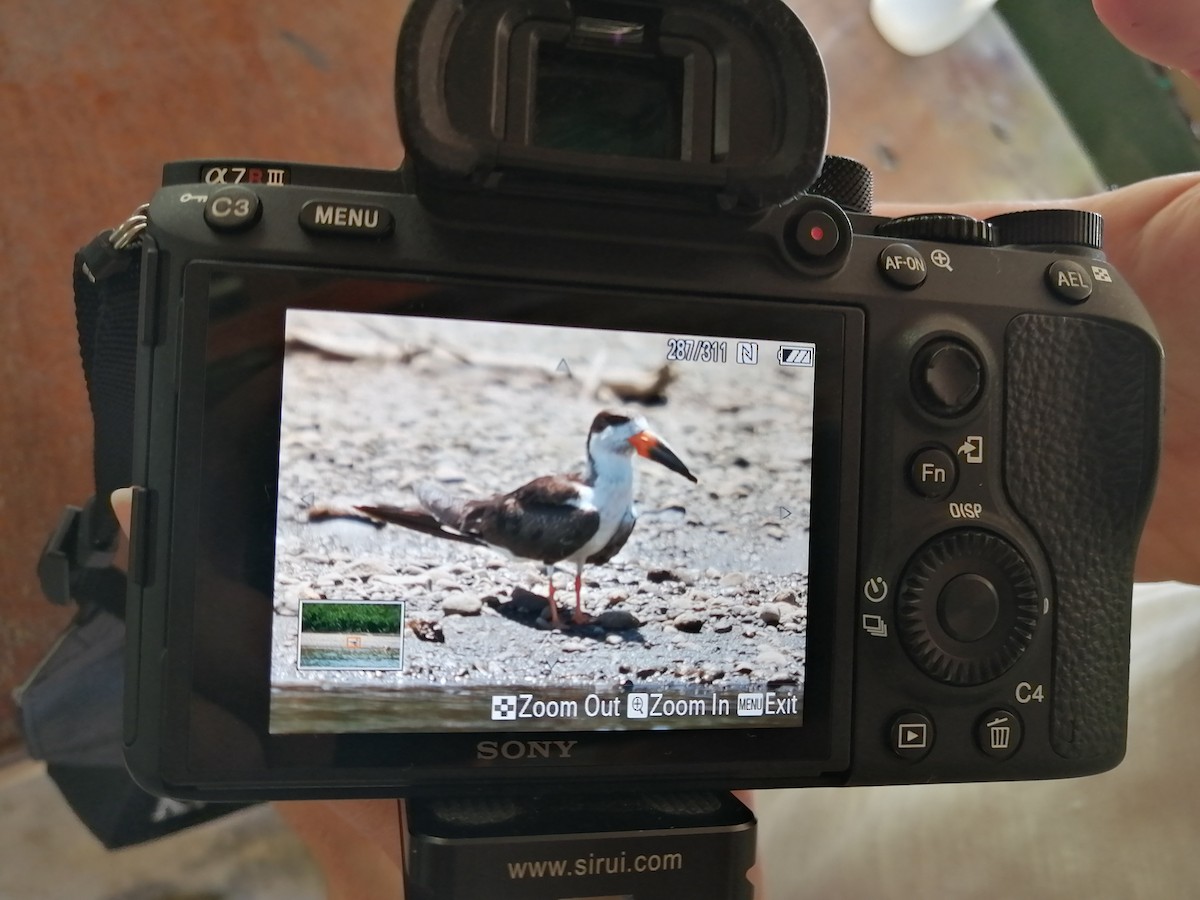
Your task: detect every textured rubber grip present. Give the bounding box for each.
[1005,314,1161,760]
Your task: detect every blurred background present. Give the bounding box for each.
[2,0,1197,896]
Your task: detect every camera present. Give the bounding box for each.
[122,0,1162,802]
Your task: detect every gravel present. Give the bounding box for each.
[270,311,814,699]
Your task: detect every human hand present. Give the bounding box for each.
[1087,2,1200,585]
[881,0,1200,583]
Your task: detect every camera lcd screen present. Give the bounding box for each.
[263,309,814,736]
[180,265,854,782]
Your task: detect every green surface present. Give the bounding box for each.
[999,0,1200,186]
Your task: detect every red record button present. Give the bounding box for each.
[795,209,841,258]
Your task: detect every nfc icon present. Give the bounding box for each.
[737,342,759,365]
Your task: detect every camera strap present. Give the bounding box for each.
[36,210,148,619]
[18,211,257,848]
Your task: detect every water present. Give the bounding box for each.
[299,647,403,669]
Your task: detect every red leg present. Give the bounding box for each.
[572,570,591,623]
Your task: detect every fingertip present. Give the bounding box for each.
[110,486,133,536]
[1091,0,1200,74]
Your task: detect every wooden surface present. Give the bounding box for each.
[0,1,1098,756]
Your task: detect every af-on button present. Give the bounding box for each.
[300,200,394,238]
[878,243,928,289]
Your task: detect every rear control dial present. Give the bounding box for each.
[876,213,994,246]
[898,530,1040,686]
[989,209,1104,250]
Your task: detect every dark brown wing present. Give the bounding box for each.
[586,508,636,565]
[354,504,487,547]
[464,475,600,563]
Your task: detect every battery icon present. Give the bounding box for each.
[778,344,815,367]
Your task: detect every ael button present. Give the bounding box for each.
[1045,260,1093,303]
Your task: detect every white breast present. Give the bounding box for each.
[568,475,635,564]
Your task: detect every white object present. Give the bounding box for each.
[869,0,1000,56]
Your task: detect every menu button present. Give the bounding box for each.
[300,200,394,238]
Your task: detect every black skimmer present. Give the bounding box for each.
[357,411,697,626]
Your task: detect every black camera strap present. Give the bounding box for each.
[37,211,146,619]
[19,211,257,848]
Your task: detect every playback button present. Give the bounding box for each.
[890,711,934,761]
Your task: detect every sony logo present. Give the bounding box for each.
[476,740,579,761]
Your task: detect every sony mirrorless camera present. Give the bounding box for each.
[122,0,1162,801]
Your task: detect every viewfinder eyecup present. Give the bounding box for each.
[396,0,830,211]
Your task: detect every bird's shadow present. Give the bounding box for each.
[493,588,647,644]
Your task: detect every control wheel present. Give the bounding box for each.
[897,530,1040,686]
[988,209,1104,250]
[876,213,994,246]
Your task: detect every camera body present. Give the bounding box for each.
[122,0,1161,801]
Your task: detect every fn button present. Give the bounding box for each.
[909,446,957,499]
